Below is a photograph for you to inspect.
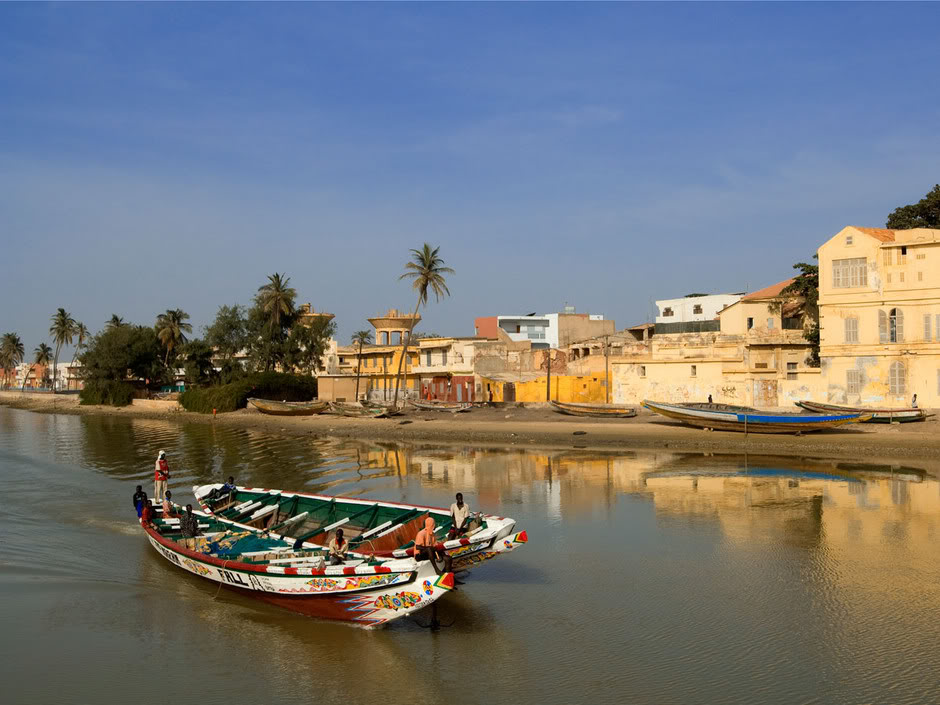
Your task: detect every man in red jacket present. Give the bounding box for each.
[154,450,170,503]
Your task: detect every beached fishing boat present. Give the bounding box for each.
[140,508,454,627]
[409,400,472,413]
[641,399,871,434]
[795,400,931,423]
[328,402,402,418]
[248,398,330,416]
[550,400,637,418]
[194,484,527,573]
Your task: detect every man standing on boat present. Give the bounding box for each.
[133,485,146,518]
[449,492,470,538]
[154,450,170,504]
[181,505,200,539]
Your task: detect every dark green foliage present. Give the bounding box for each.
[886,185,940,229]
[79,325,168,392]
[80,380,135,406]
[205,304,249,366]
[182,339,217,386]
[179,372,317,413]
[779,258,820,367]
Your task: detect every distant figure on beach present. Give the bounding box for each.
[133,485,146,517]
[708,394,713,404]
[154,450,170,504]
[162,490,178,518]
[449,492,470,538]
[327,528,348,565]
[180,505,200,538]
[911,394,918,408]
[140,499,155,525]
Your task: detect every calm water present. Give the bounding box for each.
[2,407,939,705]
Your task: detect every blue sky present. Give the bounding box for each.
[2,2,939,355]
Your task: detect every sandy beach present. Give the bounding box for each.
[3,390,938,469]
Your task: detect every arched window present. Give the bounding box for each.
[889,308,903,343]
[889,361,906,395]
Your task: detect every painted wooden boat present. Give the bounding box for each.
[795,400,931,423]
[409,400,472,413]
[641,399,871,434]
[248,398,330,416]
[328,402,403,418]
[550,400,637,418]
[194,484,527,573]
[140,506,453,627]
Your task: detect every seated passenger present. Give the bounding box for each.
[327,528,348,566]
[181,505,201,539]
[221,476,237,494]
[140,499,156,525]
[414,517,441,561]
[162,490,179,518]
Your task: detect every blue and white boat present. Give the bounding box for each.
[641,400,871,434]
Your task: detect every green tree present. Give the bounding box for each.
[80,325,165,387]
[71,322,89,366]
[205,304,249,368]
[49,308,76,392]
[351,329,373,401]
[283,316,336,376]
[257,273,297,335]
[106,314,126,329]
[24,342,53,389]
[886,184,940,230]
[248,273,298,371]
[393,244,454,406]
[156,308,192,366]
[1,332,25,388]
[778,258,820,367]
[182,339,217,386]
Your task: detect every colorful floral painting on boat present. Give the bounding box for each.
[305,574,404,593]
[373,591,422,611]
[181,558,211,576]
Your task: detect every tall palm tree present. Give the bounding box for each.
[351,330,373,401]
[257,273,297,334]
[70,322,89,366]
[156,309,193,366]
[392,244,454,407]
[106,314,125,329]
[1,332,25,389]
[24,342,53,390]
[49,308,76,393]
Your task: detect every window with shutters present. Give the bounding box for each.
[441,350,447,365]
[924,314,932,341]
[846,369,860,395]
[662,307,674,317]
[767,318,775,329]
[918,271,923,282]
[846,235,854,246]
[899,272,905,283]
[693,304,703,315]
[690,365,697,377]
[889,361,906,395]
[887,273,892,284]
[426,351,432,366]
[832,258,867,288]
[883,249,892,266]
[786,362,797,380]
[889,308,903,342]
[899,246,907,264]
[844,317,858,343]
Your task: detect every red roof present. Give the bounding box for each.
[852,227,895,242]
[742,278,796,301]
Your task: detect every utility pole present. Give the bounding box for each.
[605,335,610,404]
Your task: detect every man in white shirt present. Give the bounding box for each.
[449,492,470,539]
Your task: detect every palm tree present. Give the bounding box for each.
[49,308,76,393]
[351,330,373,401]
[1,332,25,389]
[257,273,297,334]
[392,244,454,407]
[106,314,125,329]
[156,309,193,366]
[70,322,89,366]
[24,342,53,390]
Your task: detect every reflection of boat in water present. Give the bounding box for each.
[550,401,637,418]
[642,400,871,434]
[140,508,453,627]
[248,398,330,416]
[795,400,931,424]
[194,483,527,573]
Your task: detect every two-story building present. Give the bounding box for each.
[817,225,940,406]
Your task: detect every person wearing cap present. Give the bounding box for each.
[154,450,170,504]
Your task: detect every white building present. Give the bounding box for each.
[654,293,744,324]
[495,308,613,350]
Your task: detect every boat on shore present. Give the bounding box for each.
[194,484,527,573]
[795,400,931,423]
[550,400,637,418]
[329,402,403,418]
[409,399,472,413]
[641,399,871,434]
[140,507,453,627]
[248,398,330,416]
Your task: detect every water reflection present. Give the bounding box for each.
[2,406,940,705]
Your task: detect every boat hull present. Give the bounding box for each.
[410,400,472,412]
[550,401,637,418]
[143,523,452,627]
[795,400,930,423]
[329,402,401,418]
[248,398,329,416]
[642,400,870,434]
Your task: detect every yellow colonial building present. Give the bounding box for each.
[818,226,940,407]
